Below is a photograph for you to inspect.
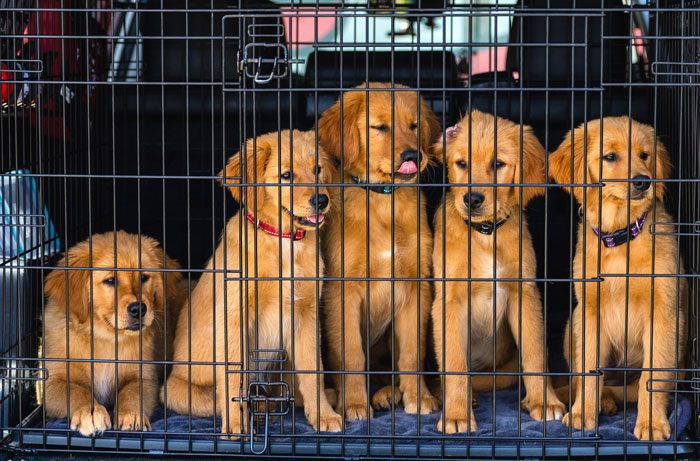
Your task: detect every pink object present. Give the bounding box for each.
[283,8,337,49]
[397,161,418,174]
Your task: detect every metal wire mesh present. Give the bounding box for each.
[0,0,698,458]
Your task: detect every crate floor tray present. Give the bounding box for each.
[14,389,695,457]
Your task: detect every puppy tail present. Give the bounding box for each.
[161,375,217,417]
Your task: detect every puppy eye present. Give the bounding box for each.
[372,124,390,133]
[455,160,466,169]
[315,165,322,176]
[281,171,291,180]
[103,277,116,286]
[603,152,617,162]
[495,159,505,169]
[410,122,418,130]
[140,274,150,283]
[640,151,649,161]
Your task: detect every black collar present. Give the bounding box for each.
[465,216,509,235]
[350,175,394,194]
[592,211,648,248]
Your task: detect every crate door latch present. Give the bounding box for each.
[246,380,293,454]
[237,42,303,84]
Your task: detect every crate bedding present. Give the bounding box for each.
[44,388,692,443]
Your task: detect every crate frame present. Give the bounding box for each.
[1,1,699,459]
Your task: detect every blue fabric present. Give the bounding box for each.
[45,388,692,444]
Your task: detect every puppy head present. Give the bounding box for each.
[434,110,545,223]
[219,130,333,231]
[44,231,181,334]
[550,116,671,213]
[317,82,440,184]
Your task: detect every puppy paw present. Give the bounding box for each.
[340,402,373,421]
[324,388,338,408]
[600,393,618,416]
[117,411,151,431]
[634,418,671,441]
[221,421,245,439]
[402,389,440,415]
[371,385,402,411]
[522,395,565,421]
[70,405,111,436]
[437,414,477,434]
[562,409,596,431]
[308,409,343,432]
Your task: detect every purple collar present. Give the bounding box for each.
[592,211,648,248]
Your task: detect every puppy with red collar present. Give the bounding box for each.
[163,130,342,437]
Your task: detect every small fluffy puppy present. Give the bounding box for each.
[431,110,565,433]
[550,116,687,440]
[38,231,183,436]
[318,82,441,421]
[163,130,342,436]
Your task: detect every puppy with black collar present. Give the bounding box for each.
[431,111,565,433]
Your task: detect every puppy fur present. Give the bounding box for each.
[550,116,687,440]
[162,129,342,436]
[318,82,441,421]
[38,231,184,436]
[431,110,565,433]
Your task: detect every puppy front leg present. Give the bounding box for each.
[217,322,248,438]
[562,298,609,431]
[634,296,682,441]
[433,294,475,433]
[116,371,157,431]
[293,309,342,432]
[45,373,111,436]
[508,283,565,421]
[396,281,439,416]
[326,281,371,421]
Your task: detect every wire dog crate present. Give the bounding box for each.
[1,0,699,459]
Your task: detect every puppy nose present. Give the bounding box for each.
[464,193,485,209]
[400,150,420,164]
[632,175,651,191]
[309,194,329,210]
[127,302,147,318]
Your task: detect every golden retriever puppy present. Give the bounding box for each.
[162,129,342,436]
[431,110,565,433]
[317,82,440,421]
[38,231,183,436]
[550,116,687,440]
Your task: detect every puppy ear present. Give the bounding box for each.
[653,138,672,203]
[515,125,546,208]
[432,124,459,164]
[44,243,91,324]
[318,91,361,165]
[218,136,272,208]
[419,97,440,163]
[549,123,588,204]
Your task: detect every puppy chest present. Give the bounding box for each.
[367,234,422,278]
[91,363,117,405]
[461,282,510,338]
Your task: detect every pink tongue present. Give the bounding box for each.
[397,160,418,174]
[305,214,324,224]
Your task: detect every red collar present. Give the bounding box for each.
[246,210,306,240]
